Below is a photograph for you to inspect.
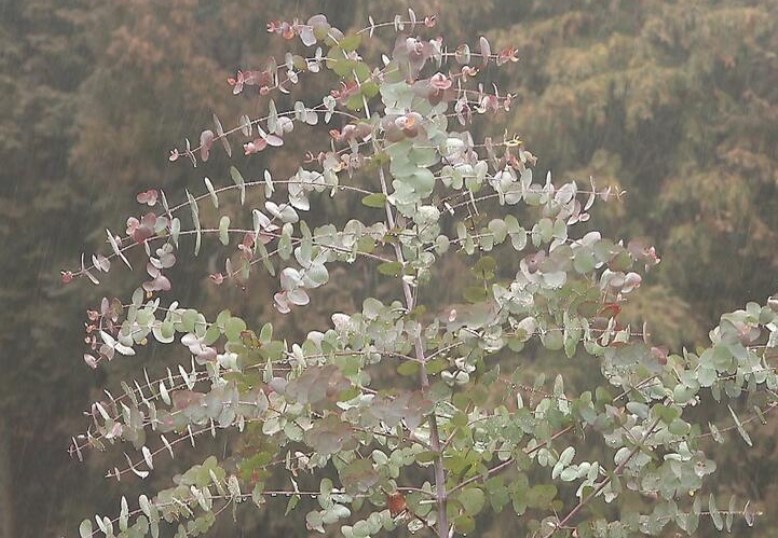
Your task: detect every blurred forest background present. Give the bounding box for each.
[1,0,777,536]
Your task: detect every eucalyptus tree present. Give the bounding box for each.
[67,11,774,538]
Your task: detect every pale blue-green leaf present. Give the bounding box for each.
[107,229,132,270]
[171,218,181,248]
[459,487,486,516]
[488,219,507,244]
[213,113,231,157]
[219,216,230,246]
[257,241,276,276]
[728,405,753,446]
[278,229,293,260]
[710,494,724,530]
[559,446,575,466]
[79,519,93,538]
[230,166,246,205]
[268,100,278,133]
[119,496,129,531]
[403,168,435,196]
[435,234,450,254]
[204,177,218,208]
[186,190,201,256]
[303,263,329,288]
[573,248,595,274]
[560,467,579,482]
[288,289,310,306]
[264,169,274,198]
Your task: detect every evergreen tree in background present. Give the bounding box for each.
[1,1,777,537]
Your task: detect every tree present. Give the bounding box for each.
[487,0,778,335]
[0,2,102,536]
[67,11,774,538]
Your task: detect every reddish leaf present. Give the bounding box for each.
[199,129,214,162]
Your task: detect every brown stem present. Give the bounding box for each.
[450,424,575,496]
[379,167,449,538]
[543,417,661,537]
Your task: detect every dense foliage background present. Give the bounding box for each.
[1,0,776,536]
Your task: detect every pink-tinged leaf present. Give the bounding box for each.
[193,346,217,365]
[274,292,291,314]
[127,213,156,244]
[243,138,267,155]
[622,272,642,293]
[199,129,214,162]
[180,333,200,348]
[136,189,158,206]
[154,249,176,269]
[275,116,294,134]
[264,134,284,147]
[299,25,316,46]
[429,72,452,91]
[424,15,437,27]
[307,14,329,30]
[241,231,255,250]
[497,46,519,66]
[61,270,74,284]
[143,273,171,293]
[228,70,247,94]
[210,273,224,285]
[479,36,492,66]
[168,149,179,162]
